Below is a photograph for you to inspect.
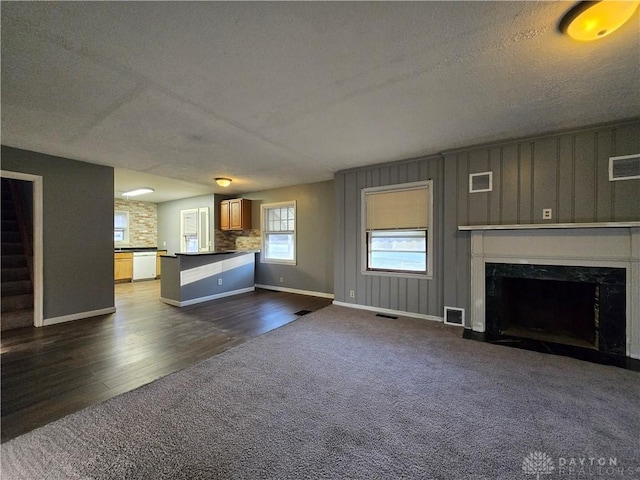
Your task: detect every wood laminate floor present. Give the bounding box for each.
[0,281,332,443]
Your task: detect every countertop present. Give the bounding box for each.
[114,247,165,252]
[163,250,259,257]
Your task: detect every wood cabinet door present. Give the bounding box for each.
[229,199,242,230]
[220,200,230,230]
[114,253,133,281]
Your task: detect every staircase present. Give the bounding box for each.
[1,178,34,331]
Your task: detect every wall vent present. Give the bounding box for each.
[469,172,493,193]
[444,306,465,327]
[609,154,640,181]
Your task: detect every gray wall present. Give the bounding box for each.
[243,180,334,295]
[157,194,216,254]
[1,146,115,319]
[443,120,640,318]
[334,119,640,321]
[334,156,444,317]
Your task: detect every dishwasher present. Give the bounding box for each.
[132,251,157,281]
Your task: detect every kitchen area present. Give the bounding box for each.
[114,196,167,283]
[114,193,261,297]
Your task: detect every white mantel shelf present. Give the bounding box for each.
[458,222,640,231]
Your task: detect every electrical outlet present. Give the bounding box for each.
[543,208,552,220]
[349,290,355,298]
[279,277,284,283]
[163,241,166,247]
[217,278,223,285]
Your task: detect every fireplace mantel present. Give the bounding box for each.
[459,222,640,231]
[464,224,640,359]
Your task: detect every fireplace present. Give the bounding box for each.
[461,224,640,363]
[485,263,626,355]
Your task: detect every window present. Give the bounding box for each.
[114,211,129,244]
[180,207,210,253]
[362,181,433,277]
[261,201,296,264]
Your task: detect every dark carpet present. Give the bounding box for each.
[2,305,638,479]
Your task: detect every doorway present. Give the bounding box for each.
[0,171,43,328]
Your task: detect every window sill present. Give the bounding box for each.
[361,270,433,280]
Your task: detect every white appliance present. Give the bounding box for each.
[132,251,157,281]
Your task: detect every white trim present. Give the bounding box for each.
[255,284,334,299]
[1,170,44,328]
[44,307,116,326]
[160,286,255,307]
[332,300,443,323]
[459,222,640,231]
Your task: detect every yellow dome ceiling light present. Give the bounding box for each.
[560,0,640,41]
[215,177,232,187]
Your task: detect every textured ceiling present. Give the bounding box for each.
[2,1,639,201]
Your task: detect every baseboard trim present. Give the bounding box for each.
[332,301,443,323]
[255,284,334,299]
[43,307,116,326]
[160,287,255,307]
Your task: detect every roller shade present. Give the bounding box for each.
[365,186,429,230]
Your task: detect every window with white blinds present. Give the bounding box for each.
[362,181,433,277]
[261,201,296,264]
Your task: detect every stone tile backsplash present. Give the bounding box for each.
[215,229,261,251]
[114,198,157,247]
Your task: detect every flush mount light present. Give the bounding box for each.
[121,188,154,197]
[560,0,640,41]
[215,177,232,187]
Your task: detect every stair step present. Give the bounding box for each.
[1,267,30,282]
[1,209,17,220]
[1,232,20,243]
[1,220,18,232]
[1,293,34,313]
[0,309,33,331]
[1,255,27,268]
[1,243,25,255]
[1,280,32,297]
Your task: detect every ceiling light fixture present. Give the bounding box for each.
[215,178,232,187]
[560,0,640,41]
[121,188,154,197]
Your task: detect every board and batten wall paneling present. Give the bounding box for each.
[334,155,444,318]
[442,120,640,318]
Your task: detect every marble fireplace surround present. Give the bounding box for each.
[458,223,640,359]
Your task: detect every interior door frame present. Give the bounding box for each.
[1,170,44,327]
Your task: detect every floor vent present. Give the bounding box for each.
[609,154,640,181]
[375,313,398,319]
[294,310,312,316]
[444,307,465,326]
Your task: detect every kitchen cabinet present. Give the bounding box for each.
[114,252,133,282]
[156,250,167,278]
[220,199,251,231]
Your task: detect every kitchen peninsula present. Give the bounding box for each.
[159,251,257,307]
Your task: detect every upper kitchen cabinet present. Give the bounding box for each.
[220,199,252,231]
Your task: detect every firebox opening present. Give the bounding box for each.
[500,277,597,350]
